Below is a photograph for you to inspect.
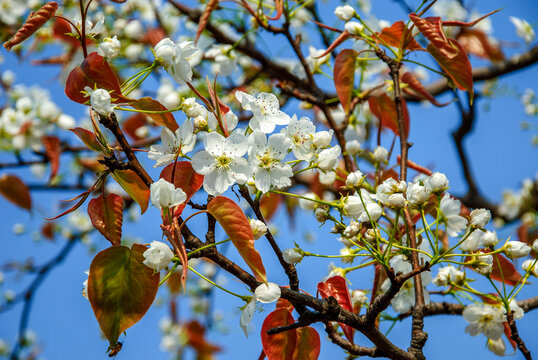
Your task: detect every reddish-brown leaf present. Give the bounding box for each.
[260,193,282,221]
[3,2,58,51]
[185,320,222,356]
[261,309,297,360]
[317,276,355,343]
[88,193,124,246]
[427,39,473,97]
[334,49,357,113]
[140,27,166,47]
[377,21,423,51]
[207,196,267,282]
[465,252,522,286]
[160,161,204,218]
[46,187,94,220]
[442,9,501,28]
[456,29,504,63]
[111,170,150,214]
[276,298,294,311]
[41,221,55,240]
[409,14,458,59]
[122,113,148,141]
[130,97,178,132]
[267,0,283,20]
[292,327,320,360]
[52,18,81,47]
[65,52,128,104]
[315,31,352,60]
[368,92,410,138]
[70,127,104,152]
[196,0,219,44]
[42,135,61,181]
[88,244,159,346]
[401,72,449,107]
[0,174,32,211]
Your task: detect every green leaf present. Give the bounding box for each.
[111,169,150,214]
[207,196,267,283]
[88,244,159,346]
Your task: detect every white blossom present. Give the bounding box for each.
[97,36,121,58]
[433,266,464,286]
[283,248,303,264]
[460,230,483,253]
[463,304,504,340]
[248,130,292,193]
[148,121,196,167]
[504,241,531,259]
[191,132,251,195]
[317,146,341,171]
[254,282,281,303]
[522,259,538,277]
[240,297,256,337]
[150,178,187,210]
[474,252,493,275]
[424,172,448,193]
[406,182,431,206]
[334,5,355,21]
[373,146,388,163]
[306,46,331,73]
[154,38,198,85]
[470,208,491,228]
[250,219,268,240]
[440,194,467,237]
[281,115,316,161]
[351,290,368,306]
[235,91,290,133]
[143,241,175,271]
[345,21,364,35]
[510,16,535,44]
[84,87,114,116]
[482,231,499,247]
[487,338,506,356]
[346,140,361,156]
[345,171,364,188]
[344,189,382,222]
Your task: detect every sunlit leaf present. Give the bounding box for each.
[3,2,58,51]
[260,193,282,221]
[185,320,222,357]
[377,21,423,51]
[70,127,104,152]
[293,327,320,360]
[207,196,267,283]
[65,52,128,104]
[456,29,504,63]
[122,113,148,141]
[317,276,354,344]
[409,14,458,58]
[88,193,124,246]
[261,308,296,360]
[267,0,283,20]
[111,169,150,214]
[0,174,32,211]
[368,92,410,138]
[130,97,178,131]
[88,244,159,346]
[42,135,61,182]
[401,72,449,107]
[334,49,356,113]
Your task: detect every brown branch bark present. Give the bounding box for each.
[506,311,532,360]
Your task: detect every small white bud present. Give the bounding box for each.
[283,248,303,264]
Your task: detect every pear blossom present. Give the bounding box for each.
[82,271,89,299]
[460,230,483,253]
[281,115,316,161]
[317,146,341,171]
[150,178,187,210]
[345,171,364,187]
[318,171,336,186]
[503,241,531,259]
[143,241,175,271]
[148,120,196,167]
[463,304,504,340]
[97,36,121,58]
[298,192,318,210]
[208,110,238,133]
[250,219,268,240]
[345,21,364,35]
[306,46,331,73]
[235,91,290,133]
[154,38,198,85]
[343,220,360,238]
[482,231,499,247]
[346,140,361,155]
[373,146,388,163]
[254,282,281,303]
[182,97,206,118]
[351,290,368,306]
[487,338,506,356]
[240,297,257,337]
[283,248,303,264]
[376,178,407,207]
[474,251,493,275]
[533,239,538,252]
[510,16,535,44]
[440,194,468,237]
[507,299,525,320]
[344,189,382,222]
[334,5,355,21]
[313,130,333,149]
[433,266,464,286]
[522,259,538,277]
[406,182,431,206]
[84,87,114,116]
[470,208,491,228]
[191,132,251,195]
[247,130,292,193]
[424,172,448,193]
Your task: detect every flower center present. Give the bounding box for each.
[257,151,276,169]
[216,155,232,168]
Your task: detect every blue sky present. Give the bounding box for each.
[1,0,537,359]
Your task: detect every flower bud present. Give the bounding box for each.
[344,21,364,35]
[474,252,493,275]
[283,248,303,264]
[522,259,538,277]
[482,231,499,247]
[97,35,121,58]
[85,87,114,116]
[351,290,368,305]
[406,182,430,206]
[504,241,531,258]
[254,282,281,303]
[373,146,388,163]
[150,178,187,210]
[470,208,491,228]
[334,5,355,21]
[313,130,333,148]
[388,193,406,208]
[249,219,267,240]
[424,172,449,193]
[345,171,363,188]
[346,140,361,156]
[315,206,330,223]
[143,241,175,271]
